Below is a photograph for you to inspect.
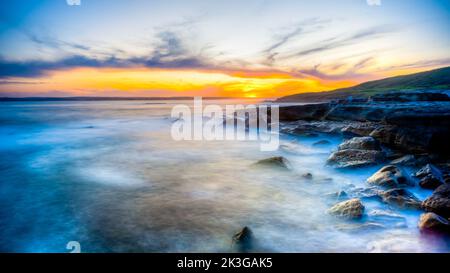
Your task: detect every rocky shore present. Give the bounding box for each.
[275,91,450,235]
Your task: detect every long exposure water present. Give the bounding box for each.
[0,100,449,253]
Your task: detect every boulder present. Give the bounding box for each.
[422,184,450,218]
[254,157,289,169]
[418,212,450,232]
[338,137,381,151]
[416,164,444,190]
[327,149,385,168]
[328,198,365,219]
[232,227,254,252]
[367,165,412,188]
[378,188,422,209]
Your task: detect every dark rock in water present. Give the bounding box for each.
[327,149,385,168]
[416,164,444,190]
[338,136,381,151]
[341,123,378,137]
[369,124,450,155]
[292,130,319,137]
[325,190,348,201]
[419,176,444,190]
[367,165,413,188]
[302,173,313,180]
[281,120,348,136]
[232,227,253,252]
[378,188,422,209]
[368,210,407,228]
[390,154,430,166]
[416,164,443,179]
[254,156,290,169]
[350,187,380,200]
[328,198,365,219]
[418,212,450,232]
[370,92,450,102]
[313,140,332,146]
[336,222,386,232]
[279,103,331,121]
[422,184,450,218]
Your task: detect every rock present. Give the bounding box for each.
[313,140,331,146]
[325,190,348,201]
[368,210,407,227]
[328,198,365,219]
[422,184,450,218]
[338,137,381,151]
[232,227,254,252]
[302,173,313,179]
[279,103,331,121]
[367,165,412,188]
[378,188,422,209]
[254,157,289,169]
[390,155,416,166]
[416,164,442,179]
[416,164,444,190]
[327,149,385,168]
[341,123,378,137]
[350,187,380,199]
[418,212,450,232]
[336,222,386,232]
[370,91,450,102]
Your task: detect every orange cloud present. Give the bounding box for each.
[0,67,355,98]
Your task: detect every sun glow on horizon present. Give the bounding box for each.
[0,67,358,98]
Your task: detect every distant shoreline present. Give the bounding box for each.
[0,96,241,102]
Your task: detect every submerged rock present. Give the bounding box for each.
[415,164,444,190]
[418,212,450,232]
[302,173,313,180]
[328,198,365,219]
[254,156,290,169]
[325,190,349,201]
[313,140,331,146]
[327,149,385,168]
[232,226,254,252]
[378,188,422,209]
[367,165,412,188]
[338,137,381,151]
[422,184,450,218]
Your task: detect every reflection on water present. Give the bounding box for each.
[0,100,449,253]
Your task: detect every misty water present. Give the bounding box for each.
[0,100,449,253]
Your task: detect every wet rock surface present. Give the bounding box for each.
[418,212,450,232]
[378,188,422,209]
[254,156,290,170]
[328,198,365,219]
[422,184,450,218]
[327,149,385,168]
[415,164,444,190]
[232,227,254,252]
[367,165,412,188]
[338,137,381,151]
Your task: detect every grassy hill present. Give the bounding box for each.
[277,66,450,102]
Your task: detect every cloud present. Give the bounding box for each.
[263,18,331,64]
[287,25,395,59]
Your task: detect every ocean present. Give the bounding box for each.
[0,100,448,253]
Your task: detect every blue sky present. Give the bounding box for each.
[0,0,449,97]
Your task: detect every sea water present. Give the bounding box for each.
[0,100,448,253]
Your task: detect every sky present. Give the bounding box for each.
[0,0,449,98]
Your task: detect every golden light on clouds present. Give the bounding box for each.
[1,67,356,98]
